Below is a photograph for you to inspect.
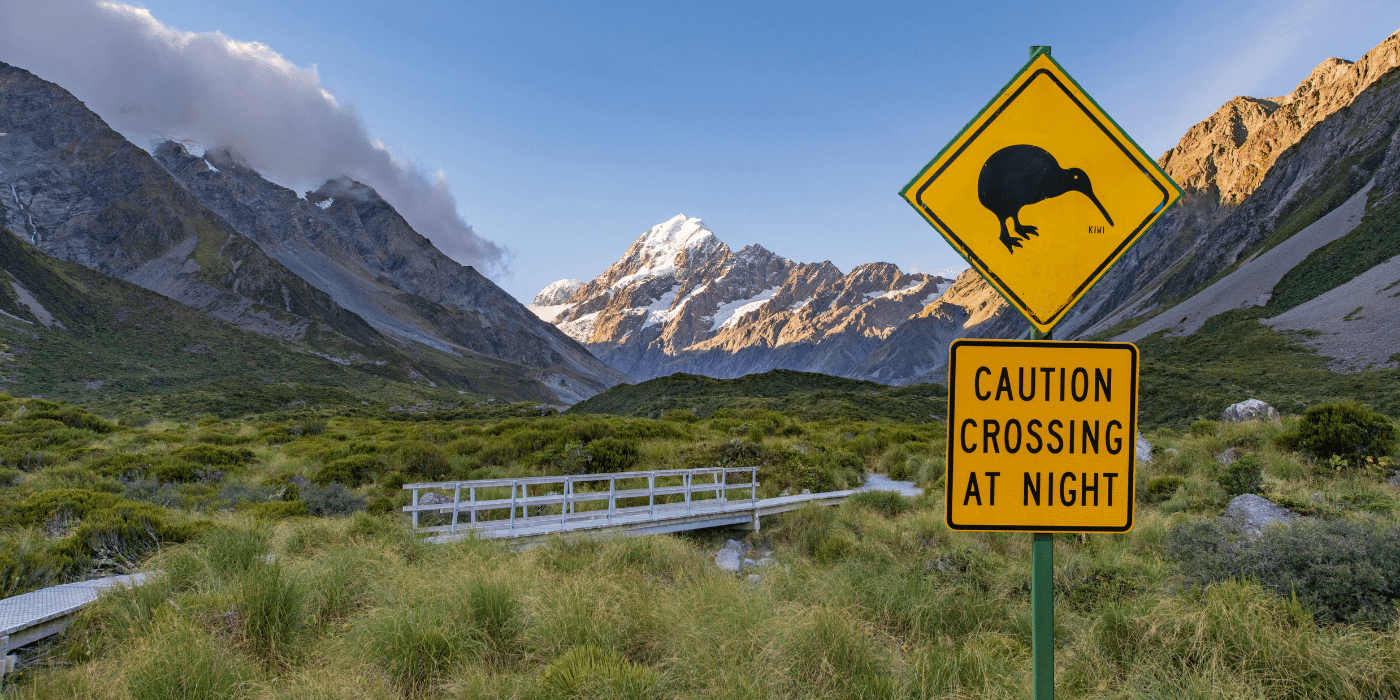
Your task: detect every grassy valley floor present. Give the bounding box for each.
[0,395,1397,699]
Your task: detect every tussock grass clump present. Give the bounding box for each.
[236,561,305,661]
[350,604,484,696]
[847,489,910,517]
[535,644,662,700]
[125,617,262,700]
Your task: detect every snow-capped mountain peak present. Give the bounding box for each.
[531,215,981,383]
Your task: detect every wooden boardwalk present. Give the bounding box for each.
[0,573,148,681]
[403,467,918,543]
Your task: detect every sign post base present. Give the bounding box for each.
[1032,532,1054,700]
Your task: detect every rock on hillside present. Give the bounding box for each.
[153,143,629,403]
[529,215,1031,384]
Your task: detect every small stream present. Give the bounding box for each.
[857,473,923,497]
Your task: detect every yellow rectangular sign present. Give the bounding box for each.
[946,339,1138,532]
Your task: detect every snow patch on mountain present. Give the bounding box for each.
[711,286,781,331]
[558,310,599,343]
[865,281,924,303]
[641,285,680,329]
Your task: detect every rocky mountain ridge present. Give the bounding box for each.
[530,215,1020,383]
[1054,28,1400,344]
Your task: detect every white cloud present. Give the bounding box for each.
[0,0,506,274]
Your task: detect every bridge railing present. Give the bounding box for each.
[403,466,759,535]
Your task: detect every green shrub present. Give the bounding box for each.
[1145,475,1186,503]
[1277,401,1397,468]
[23,404,114,433]
[53,501,204,576]
[93,452,158,479]
[848,490,909,517]
[10,488,122,526]
[242,500,308,520]
[1168,517,1400,627]
[0,466,20,486]
[313,454,379,487]
[1220,454,1264,497]
[535,645,662,700]
[367,496,397,515]
[1190,419,1217,437]
[587,438,639,473]
[399,441,450,480]
[300,483,365,517]
[173,444,256,468]
[660,409,698,423]
[149,456,201,483]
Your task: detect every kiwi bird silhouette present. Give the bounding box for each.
[977,144,1113,254]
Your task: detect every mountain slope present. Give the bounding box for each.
[0,60,627,403]
[567,369,948,422]
[0,224,560,411]
[152,142,629,402]
[1054,29,1400,343]
[0,61,382,352]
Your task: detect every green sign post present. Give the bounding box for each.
[901,46,1181,699]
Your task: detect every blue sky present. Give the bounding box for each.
[27,1,1400,302]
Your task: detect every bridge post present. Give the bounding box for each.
[509,481,517,530]
[686,473,692,512]
[563,476,571,530]
[451,485,461,533]
[470,487,476,525]
[412,488,419,529]
[648,474,655,517]
[608,476,615,522]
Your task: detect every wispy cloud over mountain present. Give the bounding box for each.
[0,0,506,274]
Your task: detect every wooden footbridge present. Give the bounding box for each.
[401,466,909,543]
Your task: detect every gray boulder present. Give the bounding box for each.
[746,574,762,587]
[724,539,752,555]
[419,492,452,505]
[1223,494,1297,536]
[1216,447,1244,465]
[1136,431,1153,462]
[715,549,743,573]
[1222,399,1281,423]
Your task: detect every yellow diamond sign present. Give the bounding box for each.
[901,51,1181,333]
